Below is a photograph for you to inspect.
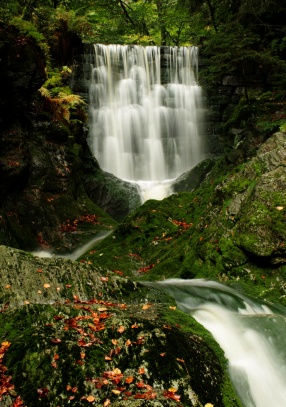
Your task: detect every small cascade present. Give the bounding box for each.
[144,279,286,407]
[88,44,205,201]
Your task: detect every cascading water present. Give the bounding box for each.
[88,44,205,201]
[143,279,286,407]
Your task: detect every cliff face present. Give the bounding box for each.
[0,24,141,253]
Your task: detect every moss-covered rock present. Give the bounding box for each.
[0,245,241,407]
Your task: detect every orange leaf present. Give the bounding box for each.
[176,358,185,363]
[111,339,118,345]
[103,399,111,407]
[131,324,139,329]
[138,367,145,374]
[125,339,132,346]
[112,390,121,395]
[86,395,95,403]
[117,326,125,333]
[142,304,151,310]
[125,376,134,384]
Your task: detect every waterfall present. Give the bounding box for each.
[88,44,205,201]
[143,279,286,407]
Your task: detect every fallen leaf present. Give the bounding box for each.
[38,290,42,294]
[117,326,125,333]
[125,339,132,346]
[5,285,11,289]
[168,387,178,392]
[105,356,112,361]
[276,206,284,210]
[43,283,50,289]
[111,339,118,345]
[142,304,151,310]
[204,404,214,407]
[86,395,95,402]
[112,390,121,395]
[131,324,139,329]
[160,353,166,357]
[125,376,134,384]
[50,338,62,344]
[176,358,185,363]
[100,276,108,282]
[98,307,108,312]
[138,367,145,374]
[163,390,181,401]
[169,306,176,310]
[37,388,49,398]
[66,284,72,288]
[103,399,111,406]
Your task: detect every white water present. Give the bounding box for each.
[144,279,286,407]
[88,44,205,201]
[31,231,111,260]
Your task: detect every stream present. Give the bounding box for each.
[144,278,286,407]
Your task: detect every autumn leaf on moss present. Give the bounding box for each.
[163,390,181,401]
[37,388,49,398]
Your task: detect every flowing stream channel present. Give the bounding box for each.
[144,279,286,407]
[88,44,205,201]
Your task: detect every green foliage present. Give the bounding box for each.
[10,16,49,54]
[0,0,20,23]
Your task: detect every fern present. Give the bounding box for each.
[39,87,85,123]
[39,87,52,99]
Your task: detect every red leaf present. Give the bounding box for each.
[53,316,64,321]
[37,387,49,398]
[163,390,181,401]
[50,338,62,344]
[136,381,146,388]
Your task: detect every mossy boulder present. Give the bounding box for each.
[0,245,241,407]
